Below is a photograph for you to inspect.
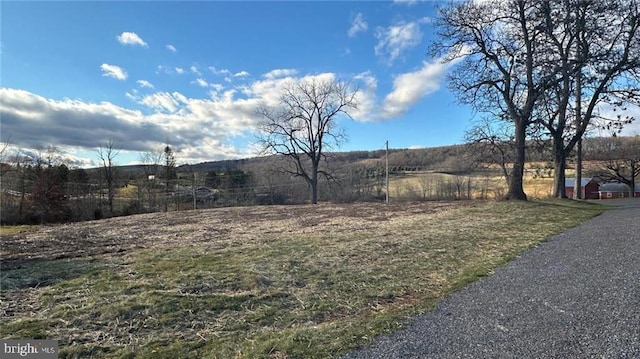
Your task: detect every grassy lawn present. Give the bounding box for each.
[0,200,605,358]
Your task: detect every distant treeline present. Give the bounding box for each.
[180,136,639,175]
[0,136,636,225]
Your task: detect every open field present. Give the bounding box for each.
[386,159,603,200]
[1,200,605,358]
[387,171,554,200]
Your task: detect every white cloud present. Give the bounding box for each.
[186,90,260,134]
[0,87,268,163]
[241,78,289,106]
[1,64,454,165]
[346,51,457,122]
[209,67,231,76]
[166,44,177,52]
[191,66,201,75]
[234,71,250,77]
[193,78,209,87]
[172,91,188,105]
[157,65,182,75]
[263,68,298,80]
[379,57,452,119]
[348,13,368,37]
[210,83,225,92]
[1,144,95,168]
[100,64,127,80]
[350,71,378,121]
[1,88,157,151]
[117,32,148,47]
[140,92,180,113]
[374,18,430,65]
[137,80,154,89]
[209,67,248,79]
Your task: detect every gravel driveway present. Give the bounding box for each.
[342,199,640,358]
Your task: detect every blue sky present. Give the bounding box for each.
[0,1,560,166]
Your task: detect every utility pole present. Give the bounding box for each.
[575,13,585,200]
[574,59,583,199]
[385,140,389,203]
[192,171,197,210]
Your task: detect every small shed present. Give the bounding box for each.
[598,183,631,199]
[565,178,600,199]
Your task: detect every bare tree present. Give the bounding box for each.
[417,173,433,201]
[163,145,176,212]
[140,150,163,212]
[257,77,357,204]
[465,118,517,183]
[97,140,119,216]
[12,153,33,220]
[534,0,640,198]
[592,136,640,197]
[432,0,563,200]
[0,136,11,178]
[25,146,70,223]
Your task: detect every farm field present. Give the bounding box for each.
[1,200,605,358]
[387,171,555,200]
[386,159,607,201]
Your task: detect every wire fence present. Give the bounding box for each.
[0,165,506,225]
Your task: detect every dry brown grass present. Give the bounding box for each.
[387,168,564,200]
[0,200,605,358]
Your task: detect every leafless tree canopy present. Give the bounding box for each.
[531,0,640,198]
[434,0,640,200]
[591,136,640,195]
[465,118,517,182]
[433,0,561,200]
[163,145,176,212]
[257,78,357,204]
[97,140,119,216]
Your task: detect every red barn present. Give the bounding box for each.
[565,178,600,199]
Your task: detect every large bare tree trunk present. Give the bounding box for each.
[505,122,527,200]
[552,142,568,199]
[550,128,568,199]
[311,165,318,204]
